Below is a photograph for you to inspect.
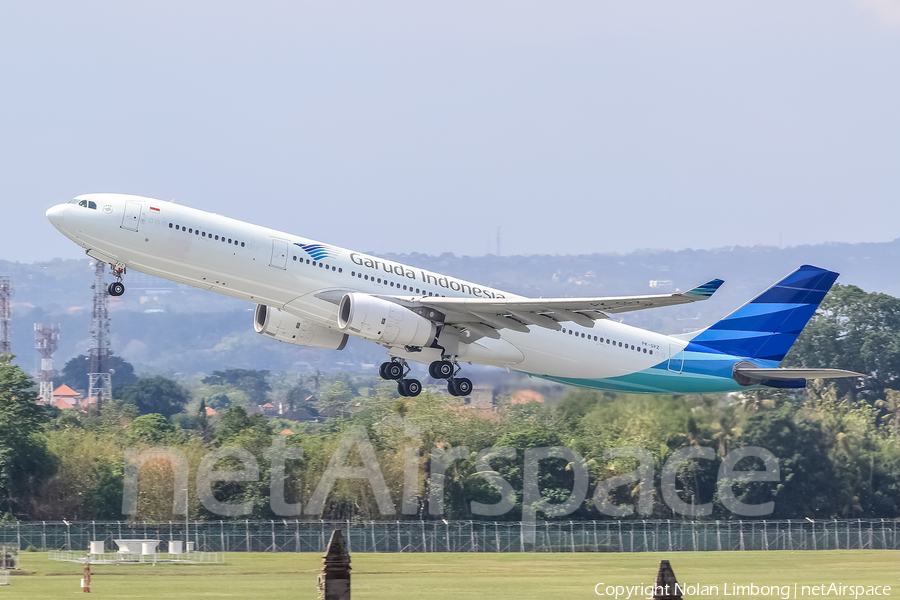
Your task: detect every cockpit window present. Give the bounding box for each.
[78,200,87,207]
[75,199,97,209]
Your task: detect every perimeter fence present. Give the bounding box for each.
[1,519,898,554]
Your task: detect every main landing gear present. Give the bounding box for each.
[379,359,422,397]
[379,358,473,398]
[429,359,472,397]
[106,263,127,297]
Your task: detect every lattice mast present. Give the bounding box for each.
[0,277,10,356]
[88,261,112,410]
[34,324,59,402]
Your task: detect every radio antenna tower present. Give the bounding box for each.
[34,324,59,403]
[88,261,112,411]
[0,277,10,357]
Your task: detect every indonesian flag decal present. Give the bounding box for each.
[150,206,160,212]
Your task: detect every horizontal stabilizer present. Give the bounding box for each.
[734,367,863,381]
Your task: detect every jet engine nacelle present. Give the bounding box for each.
[337,293,436,347]
[254,304,348,350]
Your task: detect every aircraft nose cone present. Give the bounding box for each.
[46,204,66,228]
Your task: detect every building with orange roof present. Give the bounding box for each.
[511,390,544,405]
[53,384,80,398]
[259,402,279,417]
[50,384,83,409]
[51,397,78,410]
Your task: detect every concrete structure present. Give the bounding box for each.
[82,560,90,593]
[88,261,112,411]
[650,560,683,600]
[34,324,59,403]
[318,530,350,600]
[113,539,160,557]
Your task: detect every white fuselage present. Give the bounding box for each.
[47,193,717,393]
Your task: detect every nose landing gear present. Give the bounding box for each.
[106,263,127,297]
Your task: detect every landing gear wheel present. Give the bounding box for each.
[385,362,404,380]
[380,361,404,380]
[429,360,455,380]
[108,281,125,297]
[451,377,473,396]
[399,379,422,397]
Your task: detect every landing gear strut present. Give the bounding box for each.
[107,263,126,297]
[428,358,472,397]
[380,358,422,397]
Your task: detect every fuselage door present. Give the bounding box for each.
[667,343,685,373]
[120,202,142,231]
[270,239,288,269]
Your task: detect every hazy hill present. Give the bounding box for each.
[2,237,899,379]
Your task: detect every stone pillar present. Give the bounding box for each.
[82,559,91,593]
[317,530,350,600]
[650,560,682,600]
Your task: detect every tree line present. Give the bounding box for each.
[0,283,898,522]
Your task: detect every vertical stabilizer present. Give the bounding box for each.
[688,265,838,364]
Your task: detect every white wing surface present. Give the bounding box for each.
[393,278,725,339]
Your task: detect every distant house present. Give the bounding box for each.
[51,397,78,410]
[205,406,217,416]
[511,390,544,405]
[50,384,82,409]
[259,402,279,417]
[280,429,294,435]
[280,405,319,422]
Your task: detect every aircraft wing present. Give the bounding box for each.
[410,278,724,338]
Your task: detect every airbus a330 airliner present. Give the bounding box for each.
[47,194,860,397]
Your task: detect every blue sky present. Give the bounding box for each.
[2,1,898,262]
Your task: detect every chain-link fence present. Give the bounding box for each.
[1,520,897,553]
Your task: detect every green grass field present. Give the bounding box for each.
[4,550,896,599]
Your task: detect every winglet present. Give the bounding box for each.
[683,278,724,300]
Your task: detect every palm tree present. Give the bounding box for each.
[711,410,742,458]
[740,390,775,413]
[875,390,900,430]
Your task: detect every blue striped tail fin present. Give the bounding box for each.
[688,265,838,363]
